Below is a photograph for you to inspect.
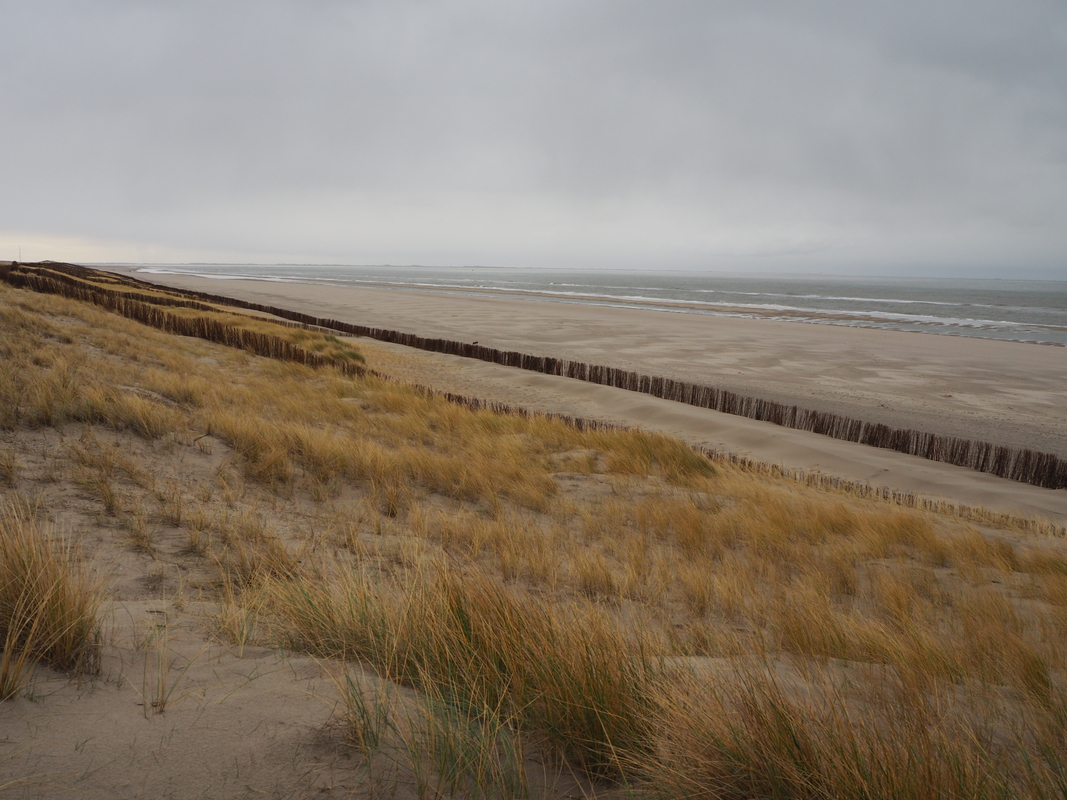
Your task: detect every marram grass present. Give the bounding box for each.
[0,501,103,698]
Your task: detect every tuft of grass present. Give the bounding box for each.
[214,580,259,652]
[0,447,16,488]
[156,482,184,527]
[399,678,529,800]
[0,502,103,697]
[371,472,410,518]
[337,670,396,754]
[638,661,1067,800]
[572,549,617,599]
[138,617,210,715]
[263,563,662,776]
[92,474,121,515]
[335,670,528,799]
[124,505,156,554]
[213,512,303,589]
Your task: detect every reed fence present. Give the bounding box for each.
[1,266,363,378]
[392,378,1067,537]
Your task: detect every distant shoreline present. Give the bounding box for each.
[122,264,1067,348]
[99,263,1067,462]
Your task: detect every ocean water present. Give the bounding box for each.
[118,264,1067,347]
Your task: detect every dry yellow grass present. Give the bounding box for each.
[4,277,1067,797]
[0,498,103,698]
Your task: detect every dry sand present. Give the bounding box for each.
[103,267,1067,522]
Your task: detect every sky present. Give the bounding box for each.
[2,1,1066,278]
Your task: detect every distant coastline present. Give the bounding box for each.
[96,262,1067,468]
[109,263,1067,347]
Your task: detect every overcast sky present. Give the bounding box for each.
[2,1,1065,277]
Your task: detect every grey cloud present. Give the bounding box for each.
[1,0,1065,274]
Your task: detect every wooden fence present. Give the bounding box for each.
[1,267,363,378]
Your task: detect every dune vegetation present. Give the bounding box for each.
[3,271,1067,798]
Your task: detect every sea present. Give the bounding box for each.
[112,264,1067,347]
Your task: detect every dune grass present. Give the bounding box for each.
[4,277,1067,796]
[259,563,663,776]
[0,499,103,699]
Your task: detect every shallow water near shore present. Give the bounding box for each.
[112,264,1067,346]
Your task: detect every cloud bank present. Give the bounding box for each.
[2,0,1065,276]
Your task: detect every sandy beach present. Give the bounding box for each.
[103,266,1067,520]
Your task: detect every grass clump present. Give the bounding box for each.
[263,563,661,776]
[336,672,529,799]
[0,446,16,487]
[0,501,103,698]
[640,662,1067,800]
